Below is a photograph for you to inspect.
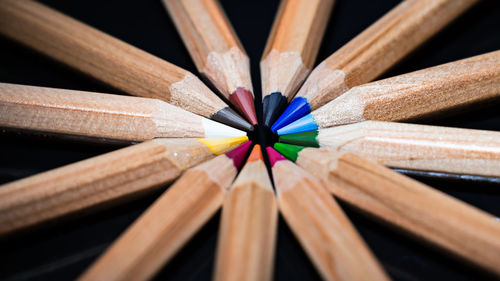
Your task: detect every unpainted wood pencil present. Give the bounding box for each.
[260,0,334,126]
[271,0,478,132]
[267,147,390,281]
[0,83,246,140]
[78,141,252,281]
[163,0,258,125]
[276,146,500,276]
[214,145,277,281]
[278,50,500,135]
[0,0,253,131]
[278,121,500,177]
[0,137,248,235]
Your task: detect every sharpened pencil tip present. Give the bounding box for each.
[279,131,320,147]
[229,87,258,125]
[277,114,318,136]
[225,141,252,170]
[271,97,310,133]
[273,143,305,162]
[266,146,287,167]
[247,144,263,162]
[263,92,288,127]
[212,107,254,131]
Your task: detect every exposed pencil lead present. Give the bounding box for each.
[229,87,258,126]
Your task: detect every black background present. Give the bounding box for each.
[1,0,500,280]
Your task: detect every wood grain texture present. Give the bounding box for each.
[163,0,253,97]
[0,138,215,235]
[313,50,500,127]
[273,160,389,281]
[0,0,227,117]
[296,0,478,110]
[78,155,237,281]
[315,120,500,177]
[214,160,277,281]
[295,149,500,276]
[260,0,334,99]
[0,83,224,140]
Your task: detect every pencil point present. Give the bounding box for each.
[273,143,306,162]
[277,114,318,136]
[265,146,287,167]
[247,144,263,162]
[270,97,310,133]
[202,118,247,138]
[211,107,254,132]
[198,136,248,155]
[263,92,288,127]
[229,87,258,125]
[225,141,252,170]
[279,131,320,147]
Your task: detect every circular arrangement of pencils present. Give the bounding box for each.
[0,0,499,280]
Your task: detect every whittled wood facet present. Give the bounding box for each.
[295,149,500,276]
[0,83,235,140]
[0,139,215,235]
[0,0,227,117]
[163,0,252,97]
[260,0,334,99]
[273,161,390,281]
[214,157,277,281]
[312,50,500,128]
[296,0,478,109]
[315,121,500,177]
[79,155,238,281]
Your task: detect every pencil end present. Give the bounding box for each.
[265,146,287,167]
[277,114,317,136]
[263,92,288,127]
[229,87,258,125]
[270,97,310,133]
[225,141,252,170]
[198,136,248,155]
[279,131,320,147]
[202,118,248,138]
[273,143,305,162]
[212,107,254,132]
[247,144,263,162]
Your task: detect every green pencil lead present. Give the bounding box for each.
[273,143,306,162]
[278,131,320,147]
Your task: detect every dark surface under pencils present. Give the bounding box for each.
[1,0,500,281]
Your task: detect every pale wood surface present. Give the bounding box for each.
[296,0,478,110]
[163,0,253,97]
[312,50,500,127]
[78,155,237,281]
[0,0,227,117]
[0,138,215,235]
[296,149,500,276]
[273,160,390,281]
[214,160,277,281]
[316,121,500,177]
[0,83,218,140]
[260,0,334,99]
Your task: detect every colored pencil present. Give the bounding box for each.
[0,83,246,140]
[0,137,248,235]
[163,0,257,125]
[273,145,500,276]
[78,141,252,281]
[213,145,277,281]
[271,0,478,132]
[0,0,252,131]
[278,121,500,177]
[278,50,500,135]
[266,147,390,281]
[260,0,334,126]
